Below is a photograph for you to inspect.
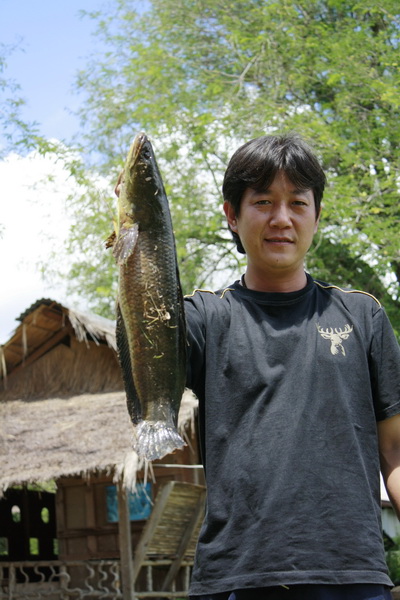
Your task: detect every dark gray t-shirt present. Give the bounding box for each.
[185,275,400,595]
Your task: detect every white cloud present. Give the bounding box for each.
[0,149,84,343]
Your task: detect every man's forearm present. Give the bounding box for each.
[378,414,400,521]
[381,461,400,520]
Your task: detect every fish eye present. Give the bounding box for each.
[143,149,151,160]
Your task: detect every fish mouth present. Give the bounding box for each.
[132,131,151,164]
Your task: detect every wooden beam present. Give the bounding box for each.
[161,488,206,591]
[85,484,97,556]
[117,479,135,600]
[4,326,71,379]
[55,484,67,560]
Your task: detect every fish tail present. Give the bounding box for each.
[133,419,186,461]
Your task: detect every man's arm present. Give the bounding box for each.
[378,413,400,520]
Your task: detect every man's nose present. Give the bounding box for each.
[269,203,291,227]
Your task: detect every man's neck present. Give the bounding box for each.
[242,269,308,293]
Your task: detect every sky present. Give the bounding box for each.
[0,0,110,343]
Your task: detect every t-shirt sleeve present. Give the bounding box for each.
[370,306,400,421]
[184,294,206,391]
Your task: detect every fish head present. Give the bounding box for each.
[130,132,155,175]
[117,132,165,226]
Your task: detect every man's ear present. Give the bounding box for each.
[314,205,322,234]
[223,201,238,232]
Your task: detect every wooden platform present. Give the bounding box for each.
[133,481,206,591]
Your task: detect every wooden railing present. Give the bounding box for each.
[0,559,192,599]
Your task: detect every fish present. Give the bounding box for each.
[108,132,187,461]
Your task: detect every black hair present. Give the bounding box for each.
[222,133,326,253]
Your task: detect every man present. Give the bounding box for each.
[184,134,400,600]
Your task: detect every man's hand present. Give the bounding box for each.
[378,413,400,520]
[115,170,124,197]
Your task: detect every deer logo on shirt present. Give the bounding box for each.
[316,323,353,356]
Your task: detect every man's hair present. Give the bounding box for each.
[222,133,326,253]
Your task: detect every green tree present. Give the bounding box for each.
[65,0,399,331]
[0,43,41,156]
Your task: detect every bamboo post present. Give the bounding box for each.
[117,479,135,600]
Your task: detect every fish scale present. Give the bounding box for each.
[109,132,187,461]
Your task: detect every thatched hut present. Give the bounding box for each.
[0,299,204,599]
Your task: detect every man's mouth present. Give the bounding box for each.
[265,237,294,243]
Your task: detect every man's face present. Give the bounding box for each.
[224,171,320,281]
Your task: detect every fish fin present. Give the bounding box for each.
[105,230,116,249]
[134,419,186,461]
[116,303,142,424]
[113,223,139,264]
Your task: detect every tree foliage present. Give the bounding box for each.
[67,0,399,332]
[0,43,47,157]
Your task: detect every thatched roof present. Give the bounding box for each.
[1,299,117,385]
[0,298,199,493]
[0,389,198,494]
